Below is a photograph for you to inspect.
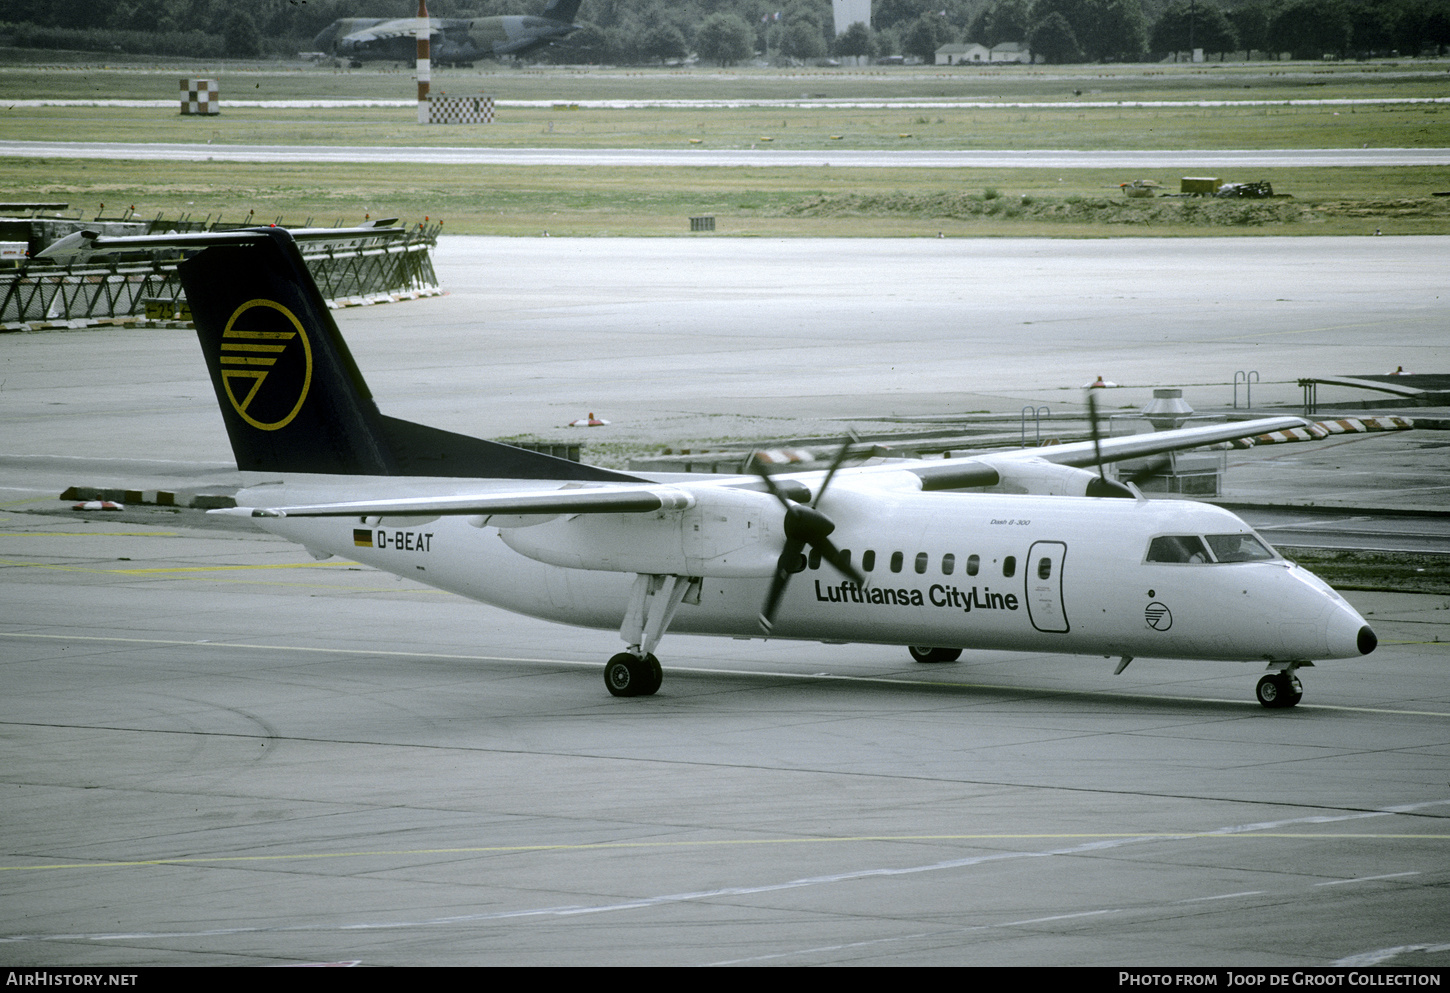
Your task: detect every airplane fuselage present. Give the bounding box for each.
[151,225,1375,704]
[245,476,1371,667]
[316,16,578,63]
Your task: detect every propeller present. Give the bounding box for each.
[1121,455,1172,488]
[753,433,867,633]
[1085,390,1139,499]
[1084,391,1174,496]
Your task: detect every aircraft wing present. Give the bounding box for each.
[342,20,432,43]
[861,415,1310,492]
[223,415,1313,517]
[227,484,696,519]
[995,415,1309,468]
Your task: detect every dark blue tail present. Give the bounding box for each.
[179,229,635,482]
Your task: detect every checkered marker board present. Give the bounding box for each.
[426,95,495,124]
[181,78,218,116]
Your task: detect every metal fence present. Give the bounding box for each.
[1,221,440,327]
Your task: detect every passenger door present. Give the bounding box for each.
[1026,540,1069,633]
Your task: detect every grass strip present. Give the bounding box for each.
[5,156,1448,236]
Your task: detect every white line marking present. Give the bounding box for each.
[1315,871,1421,887]
[1333,942,1450,967]
[4,801,1447,946]
[1176,891,1265,903]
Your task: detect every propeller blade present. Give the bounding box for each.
[750,451,810,508]
[812,428,861,509]
[759,538,806,632]
[1124,455,1172,486]
[812,534,866,587]
[1087,390,1106,480]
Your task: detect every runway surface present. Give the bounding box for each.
[3,139,1449,168]
[1,237,1447,967]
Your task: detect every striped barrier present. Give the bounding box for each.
[1219,415,1416,449]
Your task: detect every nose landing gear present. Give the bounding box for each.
[1256,668,1304,709]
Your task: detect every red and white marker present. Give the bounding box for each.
[416,0,430,124]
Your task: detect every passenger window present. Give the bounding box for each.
[941,553,955,575]
[1003,556,1016,578]
[1147,535,1211,564]
[890,551,904,573]
[862,549,876,572]
[915,552,928,574]
[1205,533,1276,563]
[1038,557,1052,580]
[808,547,821,570]
[966,554,979,576]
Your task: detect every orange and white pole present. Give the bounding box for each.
[416,0,430,124]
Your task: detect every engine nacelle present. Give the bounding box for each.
[498,485,783,577]
[983,457,1133,498]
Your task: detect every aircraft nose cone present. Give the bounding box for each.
[1358,625,1377,655]
[1322,601,1376,660]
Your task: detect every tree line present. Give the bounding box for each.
[3,0,1447,64]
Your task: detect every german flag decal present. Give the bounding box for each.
[353,528,374,548]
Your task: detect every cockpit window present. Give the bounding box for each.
[1147,535,1211,564]
[1205,533,1276,563]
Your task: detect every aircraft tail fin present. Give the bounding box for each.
[541,0,583,22]
[179,229,635,482]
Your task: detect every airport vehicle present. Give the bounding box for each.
[94,227,1378,707]
[313,0,582,65]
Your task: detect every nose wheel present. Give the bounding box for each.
[1256,672,1303,709]
[605,652,663,697]
[909,646,962,663]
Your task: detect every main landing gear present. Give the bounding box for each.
[605,652,663,697]
[909,646,962,663]
[605,574,701,697]
[1255,661,1309,709]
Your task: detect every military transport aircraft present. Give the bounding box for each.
[314,0,583,65]
[72,227,1377,708]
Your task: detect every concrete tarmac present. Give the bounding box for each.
[1,237,1447,967]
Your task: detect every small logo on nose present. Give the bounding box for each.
[1144,602,1172,631]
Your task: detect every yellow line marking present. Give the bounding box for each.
[220,343,287,353]
[0,557,347,575]
[3,832,1446,874]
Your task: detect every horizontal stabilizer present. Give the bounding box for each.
[232,484,696,519]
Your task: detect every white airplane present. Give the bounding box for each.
[109,228,1382,707]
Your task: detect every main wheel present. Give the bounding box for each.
[604,652,663,697]
[605,653,644,697]
[909,646,963,664]
[1256,673,1303,709]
